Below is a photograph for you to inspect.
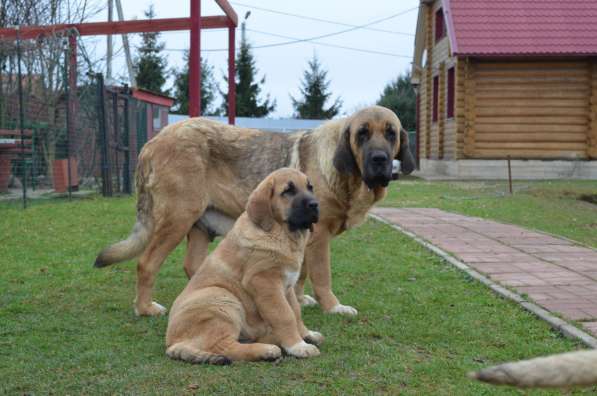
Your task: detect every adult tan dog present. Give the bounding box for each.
[470,349,597,388]
[94,105,415,316]
[166,168,323,364]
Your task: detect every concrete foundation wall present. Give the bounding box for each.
[418,159,597,180]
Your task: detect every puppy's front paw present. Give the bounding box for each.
[304,330,324,346]
[285,341,320,358]
[262,345,282,361]
[134,301,167,316]
[326,304,358,316]
[299,294,318,307]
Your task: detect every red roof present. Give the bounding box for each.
[132,88,175,107]
[444,0,597,56]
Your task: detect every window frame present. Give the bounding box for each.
[432,75,439,123]
[446,66,455,119]
[435,8,446,43]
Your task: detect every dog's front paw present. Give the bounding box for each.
[299,294,318,307]
[326,304,358,316]
[134,301,167,316]
[304,330,324,346]
[285,341,320,358]
[262,345,282,361]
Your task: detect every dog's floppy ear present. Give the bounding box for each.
[397,128,416,175]
[246,177,275,232]
[333,127,357,174]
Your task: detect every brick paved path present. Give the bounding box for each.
[371,207,597,337]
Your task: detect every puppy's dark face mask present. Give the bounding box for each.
[246,169,319,233]
[283,181,319,232]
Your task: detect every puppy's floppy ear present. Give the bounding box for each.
[246,177,275,232]
[333,127,357,174]
[397,128,416,175]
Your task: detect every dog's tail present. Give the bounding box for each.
[95,152,155,269]
[166,342,231,365]
[469,349,597,388]
[94,219,151,268]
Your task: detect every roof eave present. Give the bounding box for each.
[454,52,597,58]
[411,3,427,84]
[441,0,458,56]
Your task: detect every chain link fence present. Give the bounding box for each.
[0,32,145,208]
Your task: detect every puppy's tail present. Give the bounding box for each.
[94,219,151,268]
[469,349,597,388]
[166,342,231,365]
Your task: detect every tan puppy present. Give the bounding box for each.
[94,106,415,317]
[470,349,597,388]
[166,168,323,364]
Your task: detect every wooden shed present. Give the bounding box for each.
[411,0,597,179]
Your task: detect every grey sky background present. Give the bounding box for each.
[89,0,420,117]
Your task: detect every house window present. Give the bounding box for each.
[432,75,439,123]
[447,67,455,119]
[435,8,446,43]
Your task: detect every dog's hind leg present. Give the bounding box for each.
[135,213,198,316]
[184,227,211,278]
[166,340,231,365]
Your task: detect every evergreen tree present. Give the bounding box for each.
[377,71,416,131]
[172,52,217,115]
[135,4,168,94]
[221,22,275,117]
[291,55,341,119]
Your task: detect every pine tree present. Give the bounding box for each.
[172,53,217,115]
[377,72,416,131]
[135,5,168,94]
[291,55,341,119]
[221,22,275,117]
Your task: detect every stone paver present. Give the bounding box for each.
[372,207,597,336]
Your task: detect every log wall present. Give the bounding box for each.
[467,60,594,160]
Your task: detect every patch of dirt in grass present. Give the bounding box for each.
[530,189,597,205]
[579,194,597,205]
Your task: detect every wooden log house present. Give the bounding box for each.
[411,0,597,179]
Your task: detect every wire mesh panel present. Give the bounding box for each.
[102,84,135,196]
[0,32,139,207]
[0,32,73,206]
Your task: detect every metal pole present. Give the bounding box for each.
[16,27,27,209]
[507,155,513,195]
[96,73,111,197]
[189,0,201,117]
[112,91,120,193]
[122,89,131,194]
[63,39,72,200]
[228,25,235,125]
[114,0,136,87]
[106,0,113,83]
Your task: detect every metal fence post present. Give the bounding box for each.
[15,27,27,208]
[96,73,112,197]
[64,38,72,200]
[122,90,131,194]
[111,90,120,193]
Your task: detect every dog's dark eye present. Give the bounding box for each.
[356,127,369,144]
[282,182,296,196]
[307,183,314,192]
[385,126,397,142]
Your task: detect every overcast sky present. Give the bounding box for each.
[88,0,420,118]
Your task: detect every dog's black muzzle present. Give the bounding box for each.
[288,193,319,232]
[363,149,392,189]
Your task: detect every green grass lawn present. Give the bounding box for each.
[384,179,597,248]
[1,195,596,395]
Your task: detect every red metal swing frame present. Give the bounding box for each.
[0,0,238,124]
